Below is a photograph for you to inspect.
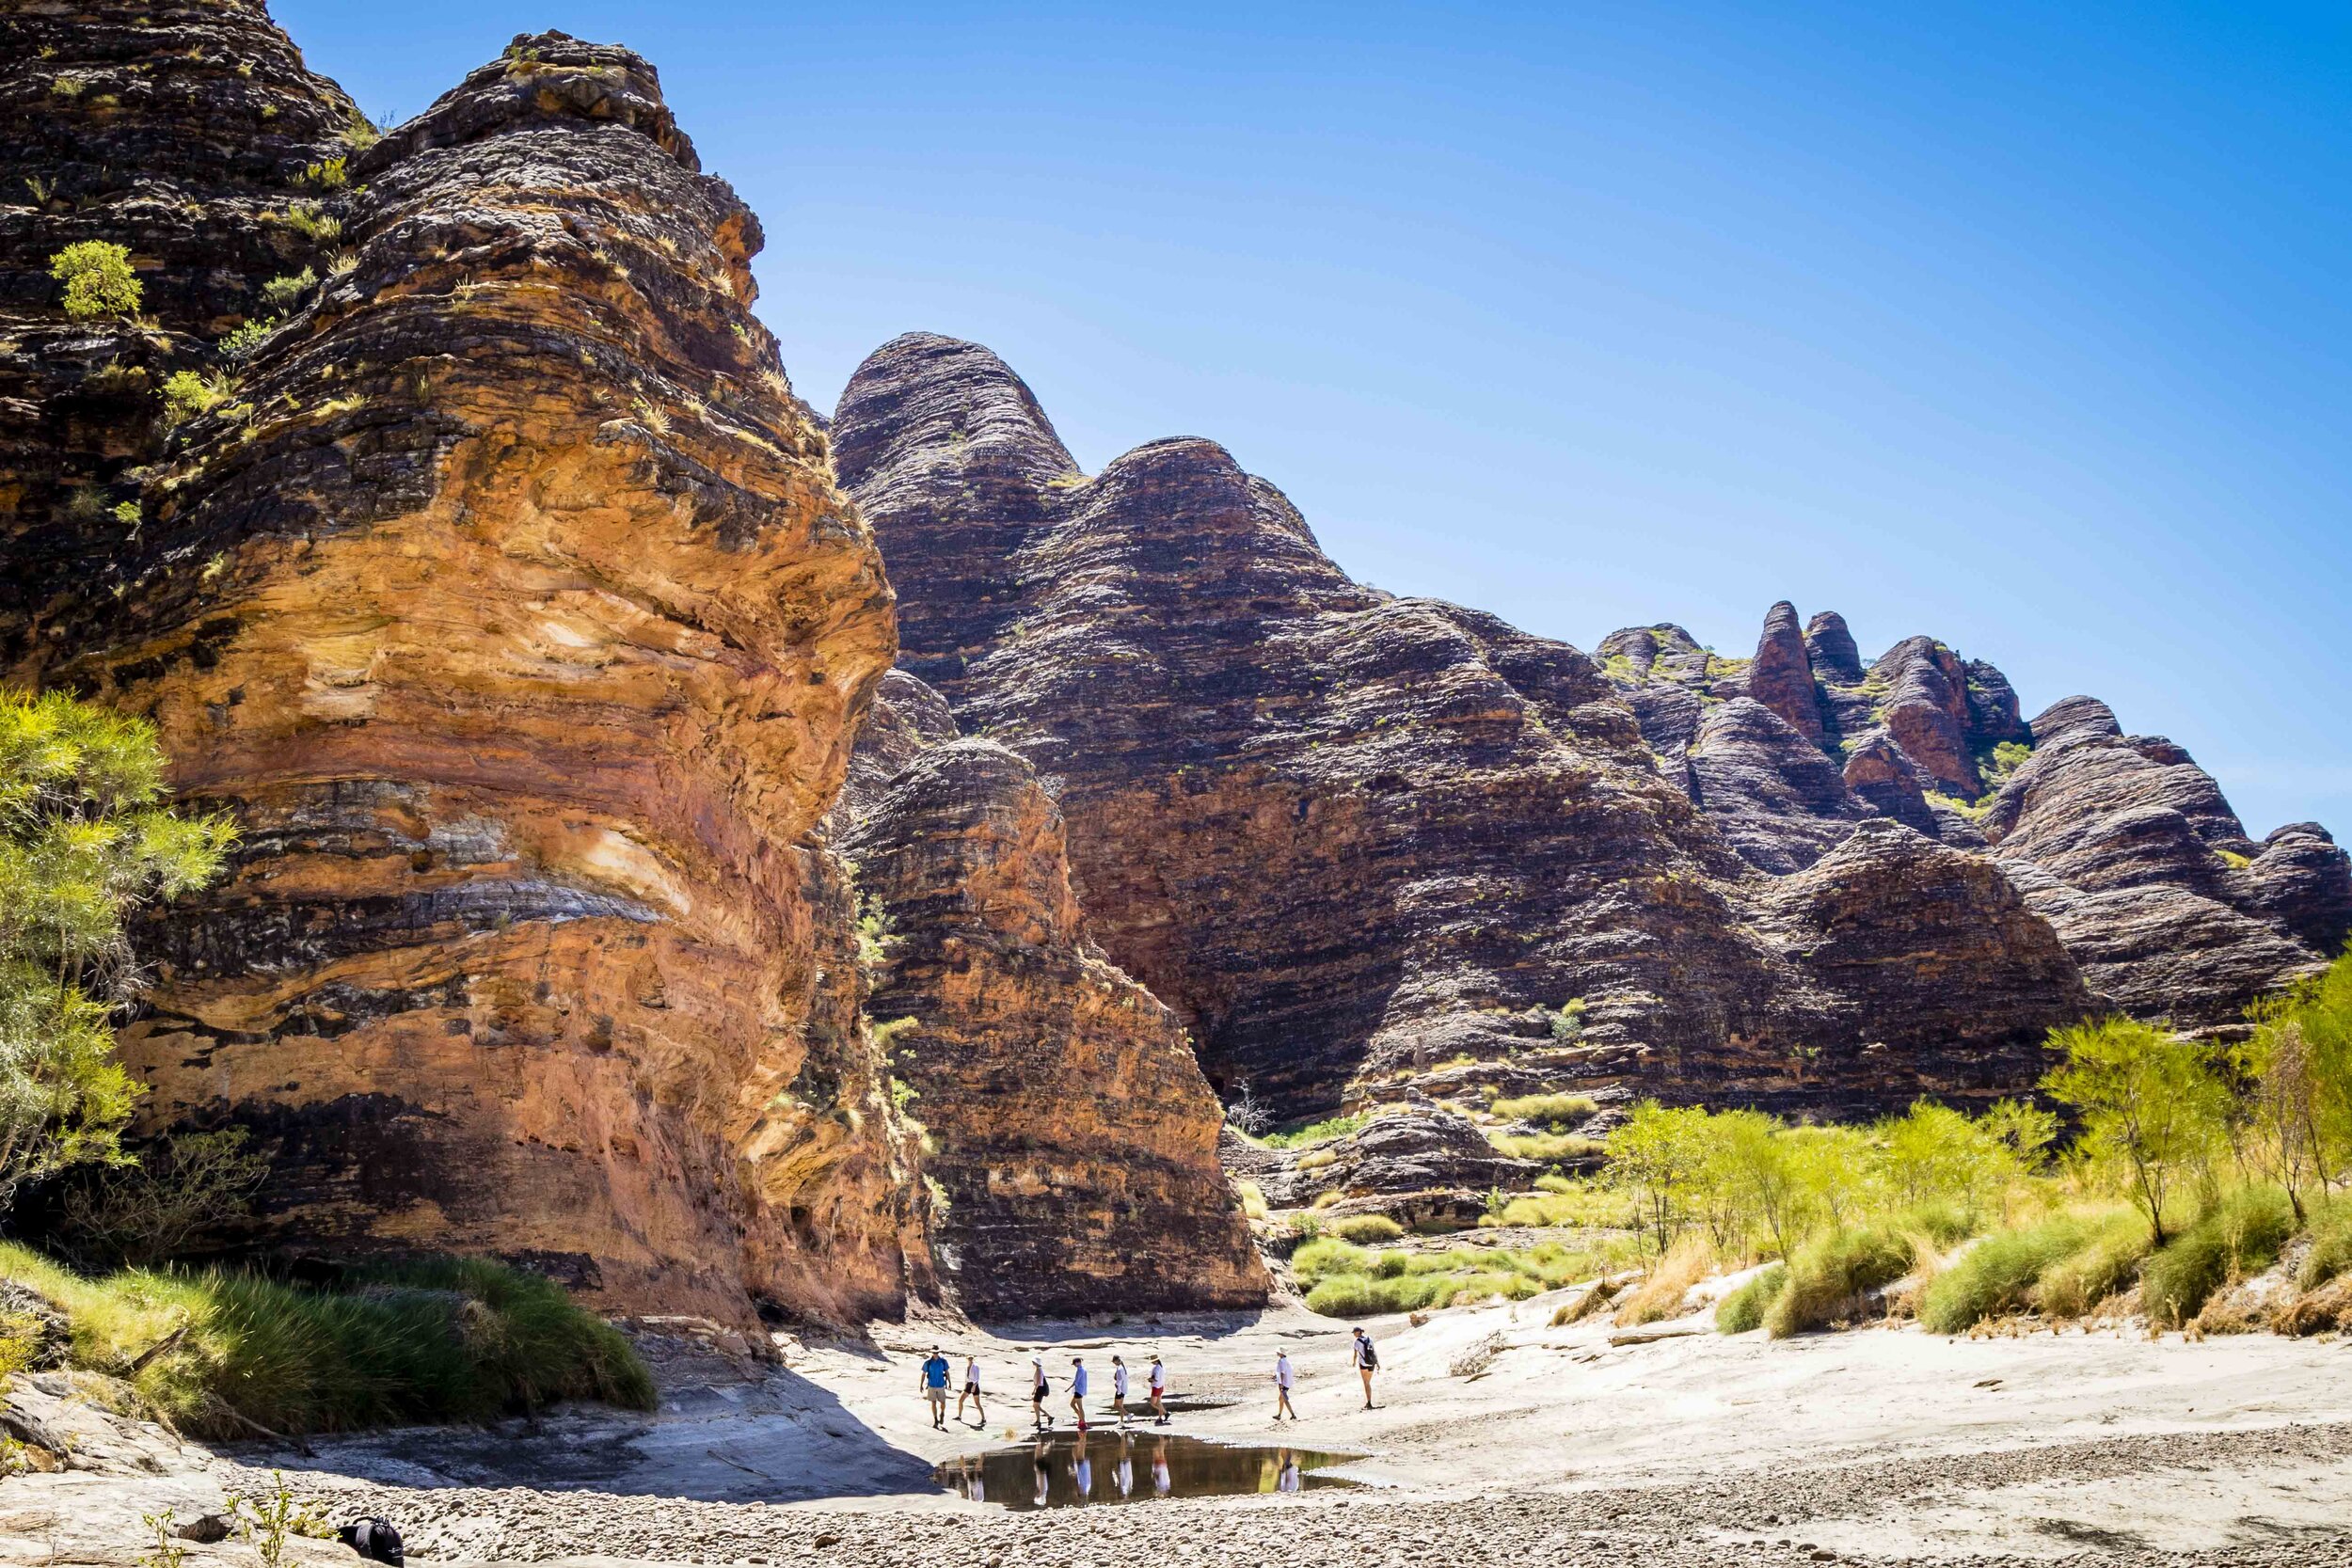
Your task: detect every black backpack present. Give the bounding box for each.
[339,1519,405,1566]
[1359,1335,1377,1369]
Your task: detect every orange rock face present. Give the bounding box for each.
[3,17,920,1324]
[837,683,1268,1316]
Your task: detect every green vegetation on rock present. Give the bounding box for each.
[48,241,140,320]
[0,689,234,1208]
[0,1244,654,1436]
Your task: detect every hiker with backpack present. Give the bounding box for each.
[1351,1326,1378,1410]
[917,1346,953,1431]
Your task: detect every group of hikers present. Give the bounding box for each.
[915,1327,1379,1433]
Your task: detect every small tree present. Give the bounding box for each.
[1605,1101,1711,1255]
[48,241,141,321]
[2042,1018,2230,1246]
[59,1127,271,1267]
[1784,1122,1883,1235]
[1711,1108,1804,1260]
[2243,949,2352,1200]
[1878,1100,2017,1224]
[0,689,235,1209]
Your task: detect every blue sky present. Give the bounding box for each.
[277,1,2351,835]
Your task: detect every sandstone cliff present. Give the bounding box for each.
[834,673,1268,1315]
[833,336,2124,1119]
[2,10,919,1325]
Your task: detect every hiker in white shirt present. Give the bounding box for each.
[957,1355,986,1426]
[1110,1354,1131,1427]
[1029,1354,1053,1432]
[1146,1354,1168,1426]
[1272,1350,1298,1421]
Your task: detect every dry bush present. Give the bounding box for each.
[1449,1329,1508,1378]
[2275,1275,2352,1337]
[1550,1276,1620,1326]
[1614,1233,1712,1326]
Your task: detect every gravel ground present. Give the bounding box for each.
[12,1298,2352,1567]
[259,1422,2352,1568]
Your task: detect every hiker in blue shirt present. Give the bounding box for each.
[918,1346,952,1431]
[1069,1354,1091,1431]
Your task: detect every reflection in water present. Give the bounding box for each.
[936,1432,1361,1511]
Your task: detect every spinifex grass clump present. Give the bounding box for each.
[1294,1235,1627,1318]
[1490,1093,1598,1128]
[2030,1209,2153,1319]
[0,1244,653,1436]
[2141,1186,2297,1327]
[1918,1212,2106,1332]
[1714,1264,1787,1334]
[2296,1194,2352,1290]
[1488,1131,1604,1163]
[1766,1204,1966,1338]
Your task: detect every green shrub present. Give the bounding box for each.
[1329,1214,1404,1244]
[160,369,233,425]
[1263,1114,1366,1150]
[1289,1238,1372,1284]
[2031,1210,2153,1318]
[1489,1131,1603,1163]
[0,1243,652,1435]
[1919,1212,2103,1333]
[2296,1195,2352,1290]
[1769,1205,1965,1338]
[1715,1264,1786,1334]
[0,691,235,1208]
[1492,1093,1598,1128]
[57,1129,270,1268]
[49,241,141,320]
[260,269,317,310]
[279,203,342,245]
[2142,1186,2296,1327]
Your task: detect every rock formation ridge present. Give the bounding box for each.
[834,336,2348,1123]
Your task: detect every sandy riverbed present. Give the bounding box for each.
[8,1288,2351,1567]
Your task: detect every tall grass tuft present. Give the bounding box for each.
[1918,1212,2103,1333]
[1488,1131,1605,1163]
[2142,1186,2297,1328]
[1328,1214,1404,1244]
[1769,1204,1967,1338]
[1614,1232,1712,1326]
[2296,1194,2352,1291]
[1491,1093,1598,1128]
[2030,1210,2152,1319]
[1715,1265,1787,1334]
[0,1243,653,1436]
